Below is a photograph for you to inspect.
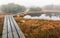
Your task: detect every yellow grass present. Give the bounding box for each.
[0,13,7,38]
[14,16,60,38]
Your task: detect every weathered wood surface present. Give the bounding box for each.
[2,16,25,38]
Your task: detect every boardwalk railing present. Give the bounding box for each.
[2,16,25,38]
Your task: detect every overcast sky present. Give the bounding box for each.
[0,0,60,7]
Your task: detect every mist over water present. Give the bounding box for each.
[23,14,60,20]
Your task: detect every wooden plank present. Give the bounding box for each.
[11,16,25,38]
[7,16,13,38]
[2,16,13,38]
[9,16,19,38]
[2,16,25,38]
[2,16,8,38]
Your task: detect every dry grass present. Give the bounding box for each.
[14,16,60,38]
[0,13,7,38]
[0,16,4,38]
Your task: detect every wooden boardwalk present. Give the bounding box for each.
[2,16,25,38]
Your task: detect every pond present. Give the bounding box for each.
[23,13,60,20]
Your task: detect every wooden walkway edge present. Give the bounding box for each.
[2,16,25,38]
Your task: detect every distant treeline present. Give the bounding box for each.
[43,5,60,10]
[0,3,60,14]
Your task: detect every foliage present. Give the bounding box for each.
[44,5,60,10]
[0,3,26,14]
[30,7,41,11]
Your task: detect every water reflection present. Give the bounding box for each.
[23,13,60,20]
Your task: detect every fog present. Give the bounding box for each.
[0,0,60,7]
[23,14,60,20]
